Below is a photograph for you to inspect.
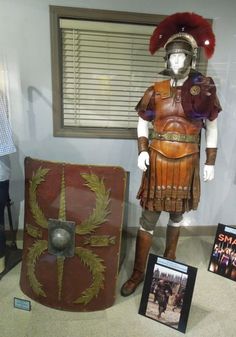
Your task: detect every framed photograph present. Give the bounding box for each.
[139,254,197,334]
[208,223,236,281]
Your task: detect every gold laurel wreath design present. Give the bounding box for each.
[26,167,111,305]
[29,167,50,228]
[27,240,48,297]
[76,173,110,235]
[74,247,106,305]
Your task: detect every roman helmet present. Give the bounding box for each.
[149,12,215,79]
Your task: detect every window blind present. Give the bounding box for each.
[60,19,163,130]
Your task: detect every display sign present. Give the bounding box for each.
[139,254,197,334]
[14,297,31,311]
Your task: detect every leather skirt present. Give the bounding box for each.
[137,148,200,213]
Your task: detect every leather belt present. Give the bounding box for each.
[151,131,200,143]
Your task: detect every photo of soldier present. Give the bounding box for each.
[153,279,172,319]
[172,289,185,312]
[145,264,188,330]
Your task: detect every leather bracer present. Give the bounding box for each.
[138,137,149,154]
[205,148,217,165]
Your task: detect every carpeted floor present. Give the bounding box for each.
[0,233,235,337]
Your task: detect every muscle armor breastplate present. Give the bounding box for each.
[150,80,202,159]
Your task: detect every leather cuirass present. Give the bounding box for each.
[150,80,202,159]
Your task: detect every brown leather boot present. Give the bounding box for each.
[163,226,180,260]
[120,229,152,297]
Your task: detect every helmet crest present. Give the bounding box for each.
[149,12,215,59]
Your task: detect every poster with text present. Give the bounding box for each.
[208,223,236,281]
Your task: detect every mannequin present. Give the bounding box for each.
[120,12,221,297]
[0,93,16,274]
[0,157,10,273]
[137,53,217,179]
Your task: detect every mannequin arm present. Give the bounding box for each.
[205,119,218,148]
[203,119,218,181]
[137,117,149,138]
[137,117,149,171]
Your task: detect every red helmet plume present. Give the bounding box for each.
[149,12,215,59]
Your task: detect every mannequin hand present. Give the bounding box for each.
[203,165,215,182]
[138,151,149,171]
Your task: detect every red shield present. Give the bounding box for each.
[20,157,127,311]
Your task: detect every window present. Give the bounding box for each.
[50,7,208,139]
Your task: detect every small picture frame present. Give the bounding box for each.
[139,254,197,334]
[208,223,236,281]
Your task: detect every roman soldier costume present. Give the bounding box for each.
[121,12,221,297]
[136,74,221,213]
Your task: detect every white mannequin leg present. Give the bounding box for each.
[139,225,154,236]
[168,219,182,227]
